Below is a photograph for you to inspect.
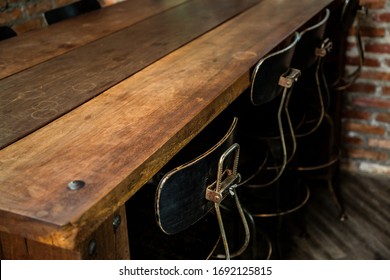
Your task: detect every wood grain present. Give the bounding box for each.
[0,0,189,79]
[0,205,128,259]
[0,0,259,149]
[0,0,334,250]
[285,171,390,260]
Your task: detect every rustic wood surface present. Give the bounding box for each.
[0,0,259,149]
[0,0,334,251]
[0,0,189,79]
[0,205,129,259]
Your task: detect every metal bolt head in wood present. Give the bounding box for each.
[67,180,85,190]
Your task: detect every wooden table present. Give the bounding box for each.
[0,0,335,259]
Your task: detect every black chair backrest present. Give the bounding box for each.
[45,0,101,25]
[341,0,361,32]
[156,117,238,235]
[291,9,330,71]
[250,32,300,106]
[0,26,17,41]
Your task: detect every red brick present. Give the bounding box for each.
[368,138,390,149]
[346,147,388,161]
[348,83,376,93]
[359,71,390,81]
[346,56,380,67]
[365,43,390,54]
[383,86,390,95]
[363,57,381,68]
[359,26,386,37]
[353,97,390,109]
[343,121,386,135]
[343,136,365,146]
[342,109,372,120]
[376,12,390,22]
[376,112,390,123]
[360,0,386,9]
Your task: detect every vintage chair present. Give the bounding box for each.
[233,33,309,214]
[289,7,353,221]
[232,32,310,258]
[289,8,332,137]
[235,31,302,190]
[0,26,17,41]
[44,0,101,25]
[156,116,250,260]
[332,0,367,90]
[126,114,264,259]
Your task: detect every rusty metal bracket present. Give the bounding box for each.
[315,38,333,57]
[278,68,301,88]
[205,143,241,204]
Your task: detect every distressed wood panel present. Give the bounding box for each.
[0,0,189,79]
[0,0,259,149]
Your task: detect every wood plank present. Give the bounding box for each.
[0,0,189,79]
[0,0,260,149]
[0,0,334,250]
[0,232,81,259]
[78,205,130,259]
[0,205,129,259]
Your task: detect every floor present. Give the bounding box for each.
[281,169,390,260]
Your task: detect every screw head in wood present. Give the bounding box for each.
[67,180,85,190]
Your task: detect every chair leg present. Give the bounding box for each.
[326,168,348,221]
[213,187,251,259]
[214,203,231,259]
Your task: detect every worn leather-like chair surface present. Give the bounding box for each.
[250,32,299,106]
[156,117,238,235]
[291,9,330,71]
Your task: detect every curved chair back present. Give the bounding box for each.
[250,32,300,106]
[341,0,361,32]
[156,117,249,259]
[156,118,239,235]
[0,26,17,41]
[335,0,366,90]
[45,0,101,25]
[291,9,330,71]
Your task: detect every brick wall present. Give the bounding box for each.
[342,0,390,175]
[0,0,124,33]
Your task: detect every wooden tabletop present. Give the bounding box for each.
[0,0,259,149]
[0,0,189,79]
[0,0,334,250]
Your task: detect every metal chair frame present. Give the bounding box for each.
[156,118,251,260]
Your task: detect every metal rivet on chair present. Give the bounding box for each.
[67,180,85,190]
